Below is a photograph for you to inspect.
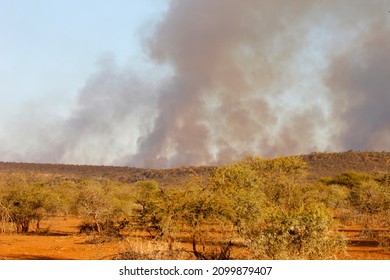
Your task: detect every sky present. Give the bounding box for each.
[0,0,168,111]
[1,0,390,168]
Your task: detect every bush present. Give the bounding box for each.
[0,175,60,233]
[76,179,132,235]
[319,171,390,251]
[320,171,372,188]
[209,155,346,259]
[133,180,176,238]
[207,162,265,232]
[350,180,390,214]
[248,205,345,259]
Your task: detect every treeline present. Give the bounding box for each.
[1,155,389,259]
[2,151,389,185]
[0,161,215,186]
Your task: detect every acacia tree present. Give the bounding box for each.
[244,156,346,259]
[133,180,176,239]
[125,155,346,260]
[76,179,132,235]
[176,179,227,259]
[163,162,266,259]
[207,162,265,235]
[0,175,59,233]
[192,155,345,259]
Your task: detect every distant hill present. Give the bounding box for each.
[301,151,390,180]
[0,161,215,187]
[1,151,389,186]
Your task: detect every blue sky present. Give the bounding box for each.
[0,0,168,113]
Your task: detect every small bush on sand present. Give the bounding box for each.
[247,205,345,259]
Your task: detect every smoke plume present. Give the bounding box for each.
[131,0,390,167]
[326,20,390,151]
[1,0,389,168]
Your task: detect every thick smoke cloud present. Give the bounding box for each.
[131,0,390,168]
[1,1,389,168]
[326,20,390,151]
[131,0,323,167]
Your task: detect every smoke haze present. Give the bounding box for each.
[326,20,390,151]
[1,1,390,168]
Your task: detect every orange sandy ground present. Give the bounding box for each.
[0,217,130,260]
[0,216,389,260]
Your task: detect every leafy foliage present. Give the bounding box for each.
[0,175,60,233]
[76,179,132,235]
[350,180,390,214]
[170,155,346,259]
[248,206,345,259]
[320,171,372,188]
[4,152,390,259]
[133,180,176,238]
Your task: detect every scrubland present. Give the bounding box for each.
[0,152,389,260]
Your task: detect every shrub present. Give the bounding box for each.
[76,179,132,235]
[133,180,176,238]
[207,155,346,260]
[175,178,239,259]
[0,175,60,233]
[207,162,265,232]
[320,171,372,188]
[248,205,346,259]
[128,155,347,260]
[350,180,390,214]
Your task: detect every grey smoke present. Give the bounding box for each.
[131,0,390,167]
[1,1,389,168]
[326,20,390,151]
[1,56,158,165]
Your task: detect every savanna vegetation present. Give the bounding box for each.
[0,152,389,260]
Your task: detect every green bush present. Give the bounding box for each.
[0,175,61,233]
[320,171,372,188]
[207,162,265,232]
[248,205,345,259]
[133,180,176,238]
[186,155,346,260]
[76,179,132,235]
[350,180,390,214]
